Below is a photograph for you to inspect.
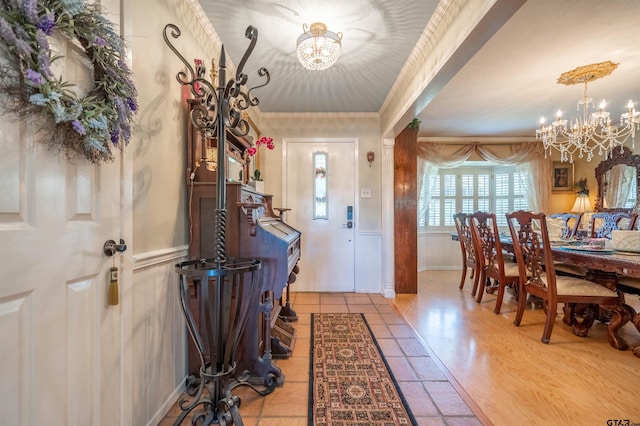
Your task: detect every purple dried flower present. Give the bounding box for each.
[121,124,131,144]
[15,39,33,56]
[22,0,39,24]
[115,60,137,92]
[126,97,138,112]
[25,68,44,86]
[72,120,86,135]
[35,28,49,50]
[0,17,16,44]
[35,29,53,78]
[15,24,28,40]
[114,97,127,121]
[94,37,106,47]
[37,14,56,36]
[110,130,120,145]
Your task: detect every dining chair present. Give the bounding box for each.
[470,212,520,314]
[590,210,638,238]
[547,212,587,278]
[506,210,629,345]
[454,213,480,295]
[547,213,582,239]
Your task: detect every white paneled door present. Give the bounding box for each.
[284,139,356,292]
[0,8,124,426]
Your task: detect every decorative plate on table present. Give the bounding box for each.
[613,249,640,256]
[562,246,614,253]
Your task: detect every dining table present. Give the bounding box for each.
[498,235,640,358]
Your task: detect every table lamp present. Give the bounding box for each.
[571,193,592,237]
[571,193,592,214]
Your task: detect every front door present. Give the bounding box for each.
[284,139,356,292]
[0,4,124,424]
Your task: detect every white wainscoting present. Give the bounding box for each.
[418,231,461,271]
[132,246,188,426]
[356,231,382,293]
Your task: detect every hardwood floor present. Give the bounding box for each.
[393,270,640,426]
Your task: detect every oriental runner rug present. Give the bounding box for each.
[309,313,417,425]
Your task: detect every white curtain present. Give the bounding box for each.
[605,165,635,208]
[417,162,440,224]
[416,142,551,218]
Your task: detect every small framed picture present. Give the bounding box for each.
[552,161,574,192]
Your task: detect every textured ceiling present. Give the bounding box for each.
[197,0,439,113]
[197,0,640,138]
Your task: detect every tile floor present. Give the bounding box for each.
[160,292,486,425]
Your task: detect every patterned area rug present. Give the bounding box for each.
[309,313,417,425]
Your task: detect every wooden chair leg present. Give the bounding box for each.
[513,287,526,326]
[458,264,468,289]
[476,273,491,303]
[476,274,488,303]
[494,281,507,314]
[470,266,481,297]
[541,302,557,344]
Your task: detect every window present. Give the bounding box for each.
[624,178,637,209]
[419,164,529,229]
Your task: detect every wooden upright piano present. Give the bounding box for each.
[187,181,301,384]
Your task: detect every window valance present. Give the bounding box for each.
[417,141,552,219]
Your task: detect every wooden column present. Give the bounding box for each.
[394,125,418,294]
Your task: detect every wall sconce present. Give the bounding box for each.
[367,151,375,167]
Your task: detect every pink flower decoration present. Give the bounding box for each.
[257,136,274,149]
[247,136,274,156]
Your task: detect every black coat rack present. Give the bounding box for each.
[164,23,271,425]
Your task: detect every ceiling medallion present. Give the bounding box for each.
[557,61,618,86]
[536,61,640,162]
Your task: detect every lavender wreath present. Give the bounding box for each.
[0,0,137,164]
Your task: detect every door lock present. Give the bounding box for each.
[104,239,127,256]
[346,205,353,228]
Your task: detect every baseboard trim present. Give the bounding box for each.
[418,266,459,272]
[146,378,186,426]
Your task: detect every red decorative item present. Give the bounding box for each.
[247,136,274,156]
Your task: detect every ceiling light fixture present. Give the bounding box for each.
[296,22,342,71]
[536,61,640,162]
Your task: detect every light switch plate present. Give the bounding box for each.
[360,187,372,198]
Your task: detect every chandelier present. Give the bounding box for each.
[536,61,640,162]
[296,22,342,71]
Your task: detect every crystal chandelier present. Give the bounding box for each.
[536,61,640,162]
[296,22,342,71]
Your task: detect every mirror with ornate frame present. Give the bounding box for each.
[594,146,640,211]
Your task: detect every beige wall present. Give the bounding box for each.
[130,0,223,254]
[259,114,382,231]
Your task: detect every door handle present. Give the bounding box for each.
[104,239,127,256]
